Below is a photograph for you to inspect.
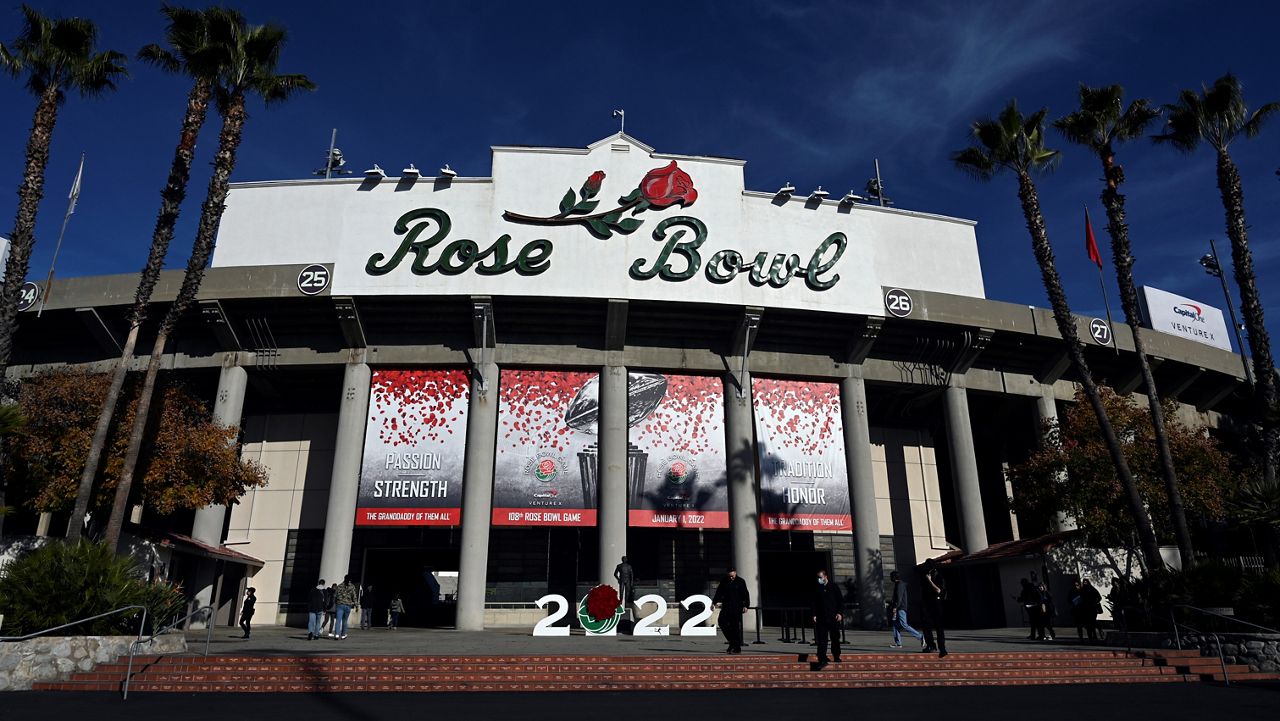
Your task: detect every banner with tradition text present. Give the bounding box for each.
[627,373,729,528]
[357,369,469,526]
[752,377,851,531]
[492,369,600,526]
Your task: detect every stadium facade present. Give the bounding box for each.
[8,133,1250,631]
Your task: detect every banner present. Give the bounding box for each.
[752,377,851,531]
[357,369,469,526]
[493,369,599,526]
[628,373,728,528]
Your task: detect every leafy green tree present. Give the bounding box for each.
[1008,386,1231,548]
[68,5,241,543]
[1054,84,1195,568]
[953,100,1163,570]
[102,16,314,549]
[0,401,25,537]
[1154,74,1280,491]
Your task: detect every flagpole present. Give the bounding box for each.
[1085,204,1119,355]
[37,152,84,317]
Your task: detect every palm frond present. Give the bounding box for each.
[1115,99,1160,142]
[1152,91,1204,152]
[1243,102,1280,138]
[257,72,315,104]
[72,49,128,97]
[0,41,20,75]
[137,43,178,72]
[952,146,998,181]
[1053,109,1100,149]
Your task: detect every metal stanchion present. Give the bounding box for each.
[753,607,764,644]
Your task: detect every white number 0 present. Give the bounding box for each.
[532,594,569,636]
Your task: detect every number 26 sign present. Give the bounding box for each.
[532,593,717,638]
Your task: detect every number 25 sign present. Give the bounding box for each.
[532,593,717,638]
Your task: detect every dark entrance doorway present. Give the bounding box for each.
[759,549,830,626]
[361,547,458,628]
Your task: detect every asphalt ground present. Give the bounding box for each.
[4,683,1278,721]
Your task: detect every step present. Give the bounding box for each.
[35,674,1201,693]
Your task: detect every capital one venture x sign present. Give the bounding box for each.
[363,161,847,293]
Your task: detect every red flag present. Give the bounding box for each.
[1085,208,1103,268]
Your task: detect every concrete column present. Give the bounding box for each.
[944,377,988,552]
[317,360,372,585]
[722,372,760,632]
[191,362,248,624]
[1036,387,1078,532]
[841,367,884,629]
[597,366,628,588]
[191,363,249,546]
[456,361,499,632]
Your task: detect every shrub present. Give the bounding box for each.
[0,540,185,636]
[1237,569,1280,628]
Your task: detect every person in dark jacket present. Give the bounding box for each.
[1038,581,1057,641]
[811,569,844,670]
[307,579,327,640]
[1018,578,1046,640]
[238,587,256,639]
[712,568,750,654]
[360,584,376,630]
[888,570,924,648]
[1075,577,1103,642]
[918,559,948,658]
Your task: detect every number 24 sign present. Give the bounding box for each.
[532,594,717,637]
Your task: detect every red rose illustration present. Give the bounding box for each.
[581,170,605,198]
[640,161,698,208]
[670,461,687,478]
[538,459,557,475]
[585,584,620,622]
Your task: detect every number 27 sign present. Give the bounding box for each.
[533,593,717,637]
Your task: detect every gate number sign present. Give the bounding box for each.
[884,288,912,318]
[1089,318,1112,346]
[297,264,331,295]
[16,281,40,312]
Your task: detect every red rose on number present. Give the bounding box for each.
[639,161,698,208]
[585,584,620,622]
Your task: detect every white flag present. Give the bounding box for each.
[67,153,84,215]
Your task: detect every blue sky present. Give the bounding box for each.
[2,0,1279,350]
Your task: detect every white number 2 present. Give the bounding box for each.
[680,594,716,636]
[632,594,670,636]
[532,594,569,636]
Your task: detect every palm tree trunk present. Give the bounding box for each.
[0,87,59,541]
[67,79,212,543]
[1216,150,1277,487]
[1015,169,1164,570]
[1099,152,1195,568]
[103,92,248,551]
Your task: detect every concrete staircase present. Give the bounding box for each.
[34,649,1280,693]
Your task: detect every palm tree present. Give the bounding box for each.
[0,5,126,378]
[1055,85,1195,568]
[101,18,314,549]
[953,100,1164,570]
[1154,74,1280,491]
[66,5,240,544]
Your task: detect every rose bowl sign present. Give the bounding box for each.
[211,134,985,318]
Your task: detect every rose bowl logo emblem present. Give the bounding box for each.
[660,453,697,486]
[668,460,689,484]
[577,584,624,635]
[534,458,559,483]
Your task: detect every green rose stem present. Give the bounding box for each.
[503,195,642,225]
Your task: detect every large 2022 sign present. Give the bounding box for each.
[531,593,717,637]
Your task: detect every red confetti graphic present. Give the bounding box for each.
[631,373,723,456]
[369,369,469,447]
[498,369,598,453]
[751,377,842,455]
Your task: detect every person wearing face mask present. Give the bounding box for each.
[811,569,844,670]
[306,579,327,641]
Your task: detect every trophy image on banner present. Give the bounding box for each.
[565,373,668,506]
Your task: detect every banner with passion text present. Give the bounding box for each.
[627,373,729,528]
[357,369,469,526]
[752,377,851,531]
[492,369,600,526]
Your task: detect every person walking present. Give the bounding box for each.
[1018,578,1043,640]
[389,593,405,630]
[238,587,256,639]
[613,555,635,608]
[811,569,844,670]
[307,578,327,640]
[887,570,924,649]
[323,582,337,637]
[1076,577,1103,642]
[334,574,359,639]
[919,559,948,658]
[360,583,376,630]
[712,568,750,654]
[1038,581,1057,641]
